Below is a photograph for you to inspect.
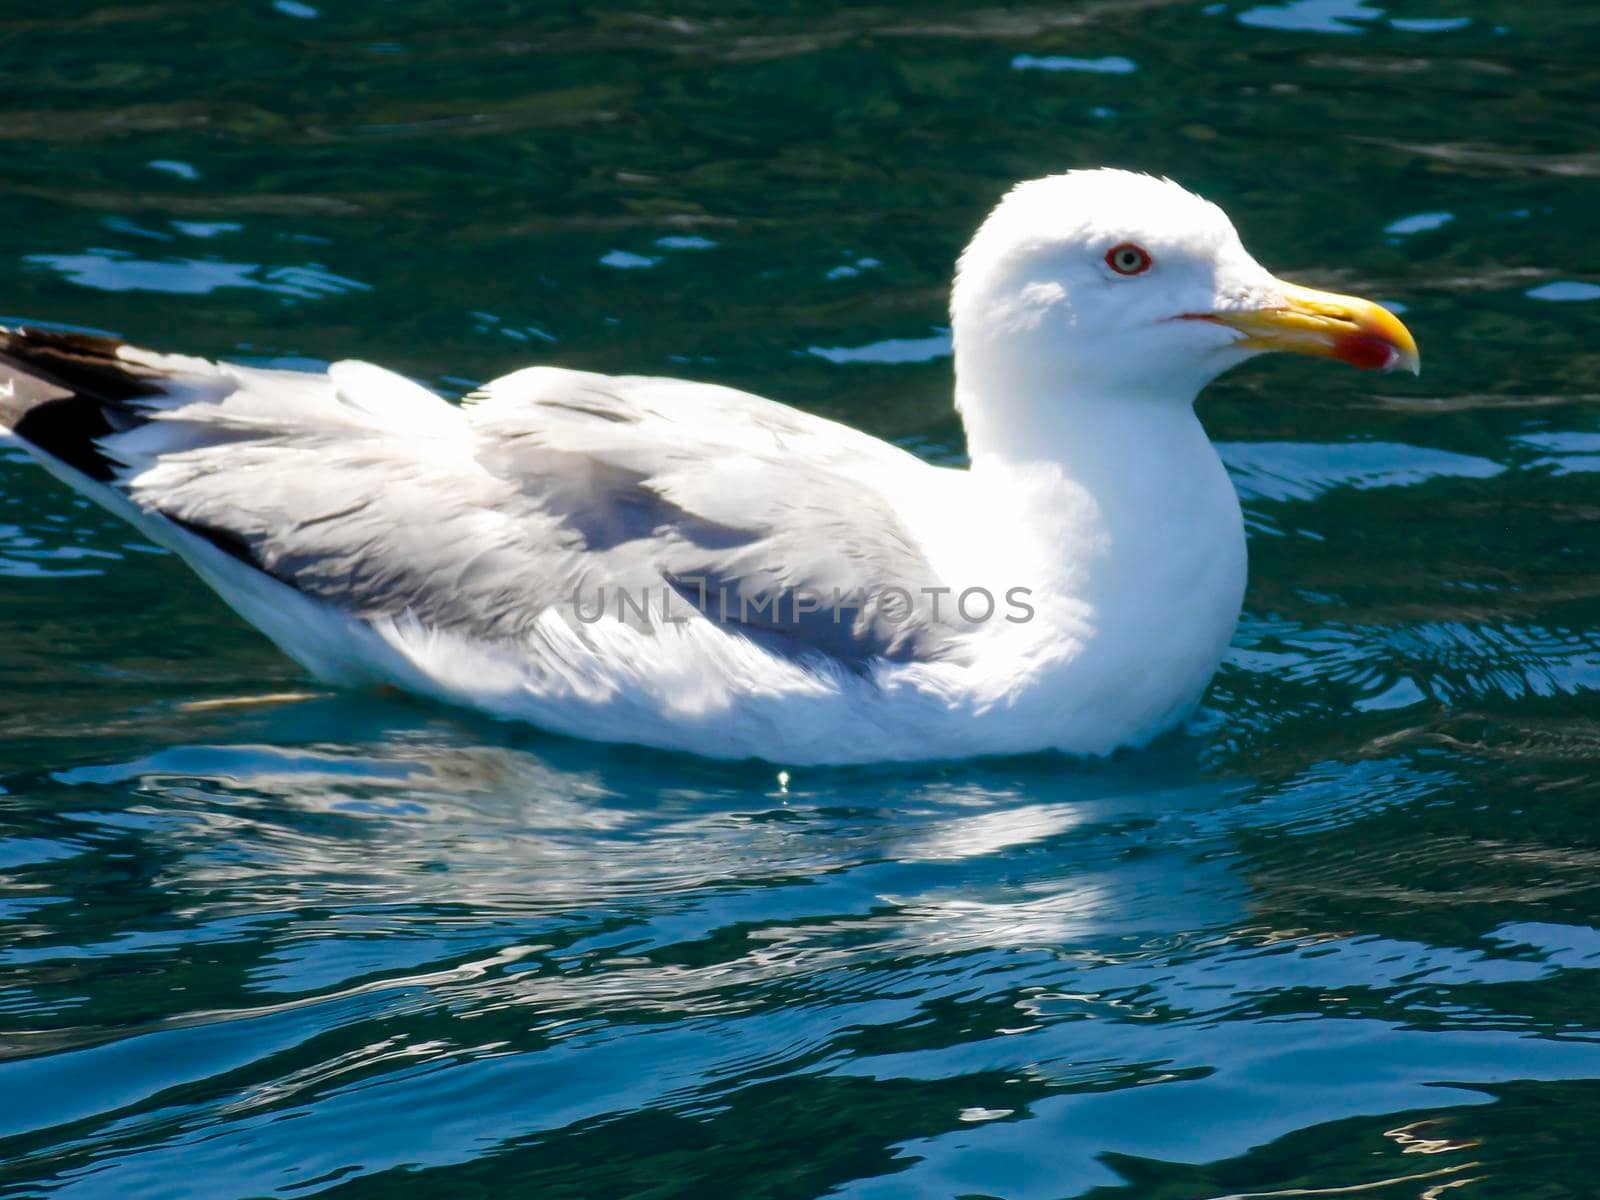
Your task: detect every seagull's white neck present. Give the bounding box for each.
[930,362,1247,751]
[954,334,1211,471]
[955,375,1231,598]
[960,383,1205,479]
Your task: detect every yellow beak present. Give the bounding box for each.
[1201,281,1420,375]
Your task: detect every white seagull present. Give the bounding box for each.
[0,169,1417,764]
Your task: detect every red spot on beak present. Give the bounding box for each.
[1333,332,1400,372]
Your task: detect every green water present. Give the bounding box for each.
[4,1,1600,1196]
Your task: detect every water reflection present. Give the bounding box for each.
[2,694,1599,1195]
[24,252,370,299]
[1237,0,1386,36]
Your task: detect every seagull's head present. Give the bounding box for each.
[951,169,1418,445]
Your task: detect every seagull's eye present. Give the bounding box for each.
[1105,243,1153,276]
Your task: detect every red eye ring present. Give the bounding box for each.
[1105,242,1153,275]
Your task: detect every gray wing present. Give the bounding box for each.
[465,367,958,664]
[0,333,964,668]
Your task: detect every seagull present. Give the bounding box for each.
[0,169,1417,765]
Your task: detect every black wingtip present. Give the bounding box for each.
[0,326,160,483]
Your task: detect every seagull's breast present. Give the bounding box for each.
[898,410,1247,757]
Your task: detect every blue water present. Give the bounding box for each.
[4,2,1600,1196]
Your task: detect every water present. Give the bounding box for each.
[3,1,1599,1196]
